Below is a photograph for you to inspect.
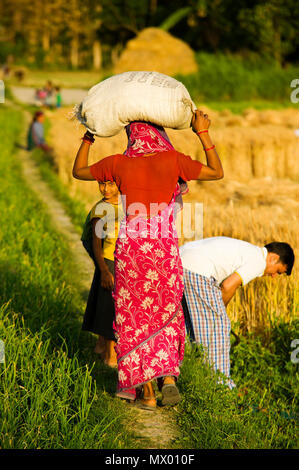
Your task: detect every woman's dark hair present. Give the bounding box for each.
[264,242,295,275]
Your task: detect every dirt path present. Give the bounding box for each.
[17,108,94,294]
[131,404,180,449]
[15,104,181,449]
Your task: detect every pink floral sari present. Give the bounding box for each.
[112,122,186,400]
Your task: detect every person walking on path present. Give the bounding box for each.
[72,110,224,410]
[180,237,295,389]
[81,180,124,367]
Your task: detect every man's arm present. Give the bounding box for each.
[220,272,242,306]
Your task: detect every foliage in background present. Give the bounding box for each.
[0,0,298,70]
[97,0,299,67]
[176,52,299,102]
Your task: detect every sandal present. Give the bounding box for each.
[161,383,181,406]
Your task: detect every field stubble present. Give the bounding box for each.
[48,106,299,334]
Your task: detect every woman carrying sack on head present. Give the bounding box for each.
[73,110,224,410]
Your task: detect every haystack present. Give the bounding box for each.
[113,27,198,76]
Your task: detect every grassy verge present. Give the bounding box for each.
[4,70,108,89]
[14,104,87,236]
[0,106,139,449]
[176,325,298,449]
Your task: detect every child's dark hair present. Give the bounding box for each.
[264,242,295,275]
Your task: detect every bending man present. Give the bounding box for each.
[180,237,295,388]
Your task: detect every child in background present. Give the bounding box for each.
[55,87,62,108]
[81,180,124,367]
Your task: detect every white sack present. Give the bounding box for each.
[75,71,197,137]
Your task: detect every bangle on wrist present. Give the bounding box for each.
[82,130,95,144]
[82,138,93,145]
[196,129,209,135]
[204,145,215,152]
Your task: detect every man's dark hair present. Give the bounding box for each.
[264,242,295,275]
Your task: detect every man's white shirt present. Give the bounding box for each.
[179,236,267,285]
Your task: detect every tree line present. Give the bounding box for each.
[0,0,298,70]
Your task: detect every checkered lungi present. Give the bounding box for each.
[183,268,236,389]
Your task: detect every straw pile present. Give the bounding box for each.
[113,27,198,76]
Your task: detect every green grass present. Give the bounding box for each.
[176,52,299,105]
[176,327,298,449]
[5,70,109,90]
[0,305,119,449]
[0,106,139,449]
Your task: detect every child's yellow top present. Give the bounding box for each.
[81,198,124,261]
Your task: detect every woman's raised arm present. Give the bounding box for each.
[192,110,224,181]
[72,131,96,180]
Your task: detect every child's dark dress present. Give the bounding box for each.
[81,198,124,341]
